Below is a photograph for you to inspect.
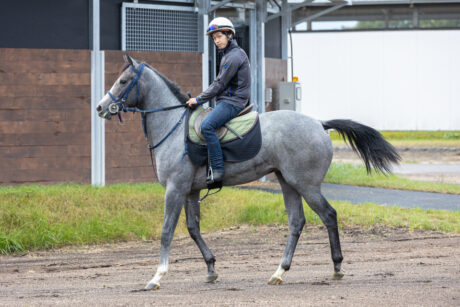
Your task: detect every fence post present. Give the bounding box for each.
[91,0,105,186]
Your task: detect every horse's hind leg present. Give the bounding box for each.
[268,172,306,285]
[301,185,345,279]
[185,190,218,283]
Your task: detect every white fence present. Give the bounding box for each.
[292,30,460,130]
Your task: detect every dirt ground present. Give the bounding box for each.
[1,225,459,306]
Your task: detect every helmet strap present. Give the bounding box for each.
[223,31,233,41]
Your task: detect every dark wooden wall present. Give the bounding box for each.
[104,51,202,184]
[0,48,201,185]
[0,48,91,185]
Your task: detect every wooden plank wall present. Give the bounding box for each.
[0,48,91,185]
[265,58,287,111]
[104,51,202,184]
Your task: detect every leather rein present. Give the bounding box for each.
[106,63,188,180]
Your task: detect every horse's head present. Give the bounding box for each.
[97,55,145,120]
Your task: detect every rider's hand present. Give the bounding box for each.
[186,98,198,107]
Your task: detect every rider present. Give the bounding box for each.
[186,17,251,185]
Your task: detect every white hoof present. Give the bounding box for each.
[332,268,345,280]
[144,282,160,290]
[206,273,218,283]
[268,276,283,285]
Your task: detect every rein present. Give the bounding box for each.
[107,63,220,202]
[107,63,188,180]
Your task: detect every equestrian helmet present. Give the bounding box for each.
[206,17,235,36]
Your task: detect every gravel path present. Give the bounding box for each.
[1,225,459,306]
[238,183,460,211]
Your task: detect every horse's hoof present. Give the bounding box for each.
[206,272,218,283]
[332,268,345,280]
[268,276,283,285]
[144,282,160,290]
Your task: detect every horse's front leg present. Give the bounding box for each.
[185,190,218,283]
[145,185,187,290]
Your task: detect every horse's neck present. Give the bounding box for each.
[142,73,185,156]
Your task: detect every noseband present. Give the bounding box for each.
[107,63,145,116]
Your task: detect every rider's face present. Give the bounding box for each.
[212,31,230,50]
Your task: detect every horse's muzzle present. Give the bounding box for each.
[96,105,113,120]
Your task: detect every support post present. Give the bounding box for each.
[249,9,258,110]
[256,0,266,113]
[281,0,290,60]
[91,0,105,186]
[199,0,211,94]
[412,6,419,28]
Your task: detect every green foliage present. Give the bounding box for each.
[329,130,460,141]
[1,183,459,255]
[443,132,460,140]
[325,162,460,194]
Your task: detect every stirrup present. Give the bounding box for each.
[206,167,224,189]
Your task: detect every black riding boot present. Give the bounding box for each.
[206,167,224,185]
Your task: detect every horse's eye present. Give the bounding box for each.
[120,79,127,85]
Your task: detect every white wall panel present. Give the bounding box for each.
[292,30,460,130]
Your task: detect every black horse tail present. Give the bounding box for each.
[322,119,401,174]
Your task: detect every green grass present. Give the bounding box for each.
[1,183,459,255]
[325,163,460,195]
[330,130,460,147]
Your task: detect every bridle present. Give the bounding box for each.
[105,62,189,180]
[105,62,220,202]
[107,63,146,119]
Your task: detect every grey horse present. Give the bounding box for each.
[96,55,400,290]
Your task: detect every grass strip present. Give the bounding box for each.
[330,130,460,147]
[325,163,460,194]
[329,130,460,141]
[1,184,459,255]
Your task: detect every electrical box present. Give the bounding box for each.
[279,82,301,111]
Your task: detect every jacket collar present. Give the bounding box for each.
[220,39,238,55]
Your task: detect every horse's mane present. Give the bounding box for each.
[121,62,188,104]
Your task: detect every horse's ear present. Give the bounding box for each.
[123,54,134,66]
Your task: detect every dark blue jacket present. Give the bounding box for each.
[196,40,251,109]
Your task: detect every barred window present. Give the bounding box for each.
[123,4,199,52]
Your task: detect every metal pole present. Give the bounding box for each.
[208,0,233,13]
[210,10,216,108]
[256,0,266,113]
[281,0,290,60]
[249,9,258,109]
[91,0,105,186]
[199,0,211,95]
[412,6,419,28]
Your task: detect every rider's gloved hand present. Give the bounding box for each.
[186,98,198,107]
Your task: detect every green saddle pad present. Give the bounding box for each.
[188,106,258,145]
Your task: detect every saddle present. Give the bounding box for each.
[185,104,262,167]
[189,104,256,144]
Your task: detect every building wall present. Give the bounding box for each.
[0,48,91,184]
[293,30,460,130]
[0,48,201,185]
[265,17,282,59]
[0,0,90,49]
[265,58,288,111]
